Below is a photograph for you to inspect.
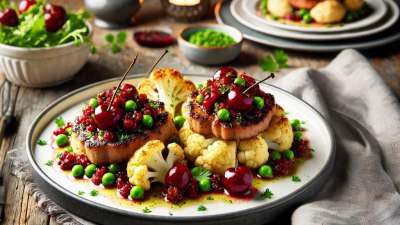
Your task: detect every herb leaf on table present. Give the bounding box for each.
[260,49,289,72]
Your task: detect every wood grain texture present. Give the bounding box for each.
[0,0,399,225]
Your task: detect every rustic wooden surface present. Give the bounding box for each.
[1,0,400,224]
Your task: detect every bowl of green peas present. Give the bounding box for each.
[177,23,243,65]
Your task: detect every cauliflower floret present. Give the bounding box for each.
[179,121,195,146]
[184,133,216,162]
[260,105,293,152]
[127,140,185,191]
[195,140,236,175]
[137,68,196,117]
[238,136,269,169]
[268,0,293,17]
[344,0,364,11]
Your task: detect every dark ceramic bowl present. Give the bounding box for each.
[84,0,142,29]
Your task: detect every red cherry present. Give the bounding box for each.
[0,9,19,27]
[226,88,254,113]
[213,67,238,80]
[222,166,253,195]
[44,4,66,32]
[18,0,36,13]
[120,83,138,95]
[165,163,192,189]
[94,106,122,130]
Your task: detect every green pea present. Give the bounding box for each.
[259,165,273,178]
[64,146,73,152]
[291,119,301,130]
[294,131,303,140]
[130,186,145,199]
[125,100,137,111]
[254,96,264,109]
[199,178,211,192]
[173,115,186,128]
[89,98,98,108]
[346,14,354,22]
[217,108,231,121]
[234,77,246,87]
[303,14,313,23]
[55,134,69,147]
[196,84,204,89]
[142,115,154,127]
[102,172,116,187]
[85,164,96,177]
[282,150,295,160]
[108,163,121,173]
[196,94,205,104]
[269,150,281,161]
[71,165,84,178]
[298,9,309,17]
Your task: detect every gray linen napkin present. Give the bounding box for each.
[6,49,400,225]
[274,49,400,225]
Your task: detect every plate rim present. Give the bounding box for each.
[215,0,400,52]
[26,73,336,223]
[231,0,399,41]
[242,0,388,33]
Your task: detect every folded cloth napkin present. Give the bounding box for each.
[275,49,400,225]
[7,49,400,225]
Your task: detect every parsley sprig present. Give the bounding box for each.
[260,50,289,72]
[191,167,211,181]
[261,188,274,199]
[55,116,65,128]
[103,31,127,54]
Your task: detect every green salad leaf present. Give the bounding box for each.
[0,0,94,50]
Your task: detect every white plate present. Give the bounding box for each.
[231,0,399,41]
[27,74,335,225]
[216,0,400,52]
[243,0,388,33]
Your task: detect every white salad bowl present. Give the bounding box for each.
[0,25,92,88]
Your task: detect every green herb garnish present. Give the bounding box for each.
[197,205,207,211]
[55,116,65,128]
[261,188,273,199]
[260,49,289,72]
[103,31,127,54]
[89,189,99,196]
[37,139,47,146]
[78,191,85,196]
[191,167,212,181]
[44,160,53,166]
[292,176,301,182]
[143,207,152,213]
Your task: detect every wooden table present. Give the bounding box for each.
[1,0,399,224]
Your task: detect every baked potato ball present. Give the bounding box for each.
[310,1,346,23]
[268,0,293,17]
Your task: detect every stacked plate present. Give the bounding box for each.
[215,0,400,52]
